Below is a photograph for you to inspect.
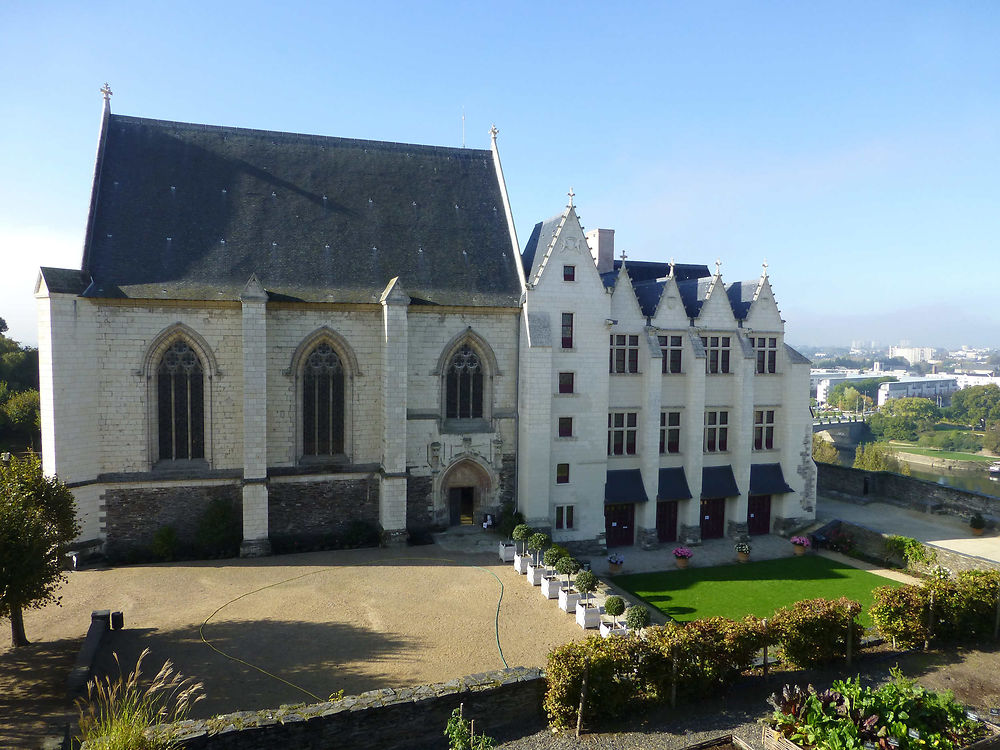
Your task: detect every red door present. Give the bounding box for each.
[700,498,725,540]
[605,504,635,547]
[656,501,678,543]
[747,495,771,535]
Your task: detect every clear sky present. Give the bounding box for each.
[2,1,998,349]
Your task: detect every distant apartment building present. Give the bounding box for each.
[876,376,957,407]
[813,370,908,404]
[888,346,937,365]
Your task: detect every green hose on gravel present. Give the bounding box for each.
[198,555,508,703]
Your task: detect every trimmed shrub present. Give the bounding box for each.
[604,595,625,622]
[150,526,178,562]
[574,570,598,603]
[929,570,1000,643]
[624,605,651,631]
[195,497,241,558]
[870,584,929,648]
[495,504,524,540]
[511,524,532,555]
[770,597,862,667]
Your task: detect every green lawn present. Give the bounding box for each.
[615,556,899,626]
[889,444,995,463]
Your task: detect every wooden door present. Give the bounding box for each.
[604,503,635,547]
[449,487,475,526]
[747,495,771,535]
[656,501,678,543]
[699,498,725,539]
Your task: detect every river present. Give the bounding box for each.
[833,447,1000,498]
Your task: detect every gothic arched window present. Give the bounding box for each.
[157,340,205,461]
[445,345,484,420]
[303,343,345,455]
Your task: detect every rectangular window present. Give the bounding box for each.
[556,463,570,484]
[658,334,683,374]
[659,411,681,454]
[558,372,575,394]
[754,409,776,450]
[700,335,731,374]
[556,504,575,530]
[563,265,576,281]
[609,334,640,374]
[704,410,729,452]
[750,336,778,374]
[558,417,573,438]
[561,313,574,349]
[608,411,638,455]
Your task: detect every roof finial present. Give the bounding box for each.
[620,248,628,264]
[669,257,675,277]
[715,258,722,276]
[567,187,575,208]
[489,124,499,144]
[762,258,769,277]
[100,82,113,102]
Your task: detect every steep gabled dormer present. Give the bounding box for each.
[609,262,647,325]
[741,264,784,333]
[521,199,606,295]
[648,264,694,330]
[694,262,737,330]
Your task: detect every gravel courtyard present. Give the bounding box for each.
[8,545,585,722]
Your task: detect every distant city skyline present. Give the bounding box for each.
[2,2,998,349]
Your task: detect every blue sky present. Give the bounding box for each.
[2,1,998,348]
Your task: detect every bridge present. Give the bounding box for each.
[812,419,871,449]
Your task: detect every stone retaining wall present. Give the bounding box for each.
[138,668,545,750]
[268,476,379,547]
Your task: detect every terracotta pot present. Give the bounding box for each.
[971,527,984,536]
[608,563,622,575]
[737,551,750,563]
[793,543,806,556]
[675,557,690,569]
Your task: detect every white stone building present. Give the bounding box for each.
[37,101,816,556]
[517,202,815,549]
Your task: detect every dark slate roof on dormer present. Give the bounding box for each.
[632,279,665,317]
[785,344,811,365]
[520,212,564,282]
[38,267,90,295]
[676,277,714,318]
[78,115,521,306]
[726,280,758,320]
[612,260,709,284]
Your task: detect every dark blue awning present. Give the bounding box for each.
[657,467,692,500]
[701,465,740,499]
[750,463,794,495]
[605,469,649,505]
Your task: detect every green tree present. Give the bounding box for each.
[827,377,895,408]
[812,434,839,464]
[950,384,1000,427]
[983,422,1000,455]
[853,442,909,475]
[3,389,40,449]
[0,451,80,647]
[869,397,940,441]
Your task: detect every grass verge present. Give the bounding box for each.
[889,444,995,463]
[614,555,900,627]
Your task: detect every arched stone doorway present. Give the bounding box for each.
[439,458,492,527]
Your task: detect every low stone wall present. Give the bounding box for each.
[141,668,545,750]
[817,463,998,524]
[268,476,379,547]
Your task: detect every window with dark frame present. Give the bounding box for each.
[658,334,683,374]
[558,372,575,394]
[659,411,681,454]
[445,344,484,420]
[750,336,778,374]
[558,417,573,438]
[609,334,640,373]
[608,411,638,455]
[700,335,731,374]
[556,463,570,484]
[563,265,576,281]
[157,340,205,461]
[561,313,574,349]
[703,410,729,452]
[556,504,575,530]
[302,342,346,456]
[754,409,776,450]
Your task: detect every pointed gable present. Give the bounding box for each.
[742,272,784,331]
[694,271,737,329]
[648,274,691,329]
[609,264,647,323]
[521,206,604,291]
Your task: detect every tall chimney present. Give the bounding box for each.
[585,228,614,274]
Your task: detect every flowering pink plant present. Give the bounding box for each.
[672,547,693,559]
[790,535,811,548]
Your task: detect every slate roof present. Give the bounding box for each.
[605,469,649,505]
[749,463,794,495]
[38,267,90,295]
[520,213,565,282]
[701,465,740,498]
[72,114,521,306]
[726,280,759,320]
[784,344,811,365]
[657,467,692,501]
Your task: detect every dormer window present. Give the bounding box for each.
[563,265,576,281]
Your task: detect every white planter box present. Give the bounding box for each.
[600,621,628,638]
[576,601,603,629]
[541,575,563,599]
[558,588,581,612]
[526,563,545,585]
[513,553,529,574]
[498,543,515,563]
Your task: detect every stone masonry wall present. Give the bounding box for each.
[142,668,545,750]
[268,476,379,545]
[405,473,433,531]
[102,483,241,557]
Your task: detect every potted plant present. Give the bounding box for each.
[607,552,624,575]
[970,512,986,536]
[541,546,568,599]
[511,524,533,573]
[624,604,650,633]
[526,533,550,585]
[600,595,627,638]
[790,535,811,556]
[735,541,752,563]
[673,546,693,569]
[574,570,601,629]
[555,556,582,612]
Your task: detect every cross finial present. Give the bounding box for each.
[100,82,113,102]
[762,258,769,276]
[489,124,499,143]
[715,259,722,276]
[620,248,628,263]
[567,187,575,208]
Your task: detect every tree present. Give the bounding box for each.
[812,434,839,464]
[983,422,1000,455]
[853,442,909,475]
[0,451,79,647]
[869,397,940,441]
[3,389,40,449]
[950,385,1000,427]
[0,317,6,334]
